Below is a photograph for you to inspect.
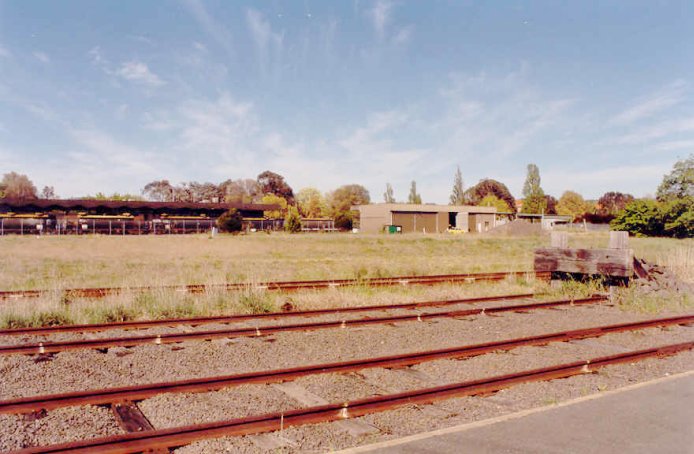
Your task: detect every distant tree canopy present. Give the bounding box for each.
[465,179,516,213]
[597,191,634,216]
[284,206,302,233]
[261,193,288,219]
[142,180,175,202]
[383,183,396,203]
[521,163,546,214]
[407,181,422,204]
[478,194,509,213]
[656,154,693,202]
[85,192,144,201]
[0,172,38,199]
[328,184,370,230]
[544,195,558,215]
[449,166,465,205]
[257,170,294,204]
[557,191,588,221]
[296,187,327,218]
[220,178,260,204]
[40,186,56,199]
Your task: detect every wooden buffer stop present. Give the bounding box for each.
[534,231,634,285]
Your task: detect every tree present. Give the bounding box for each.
[557,191,588,221]
[0,172,38,199]
[40,186,56,199]
[465,179,516,213]
[221,179,261,203]
[598,192,634,216]
[383,183,396,203]
[142,180,175,202]
[85,192,143,201]
[659,196,694,238]
[478,194,510,212]
[407,181,422,204]
[449,166,465,205]
[544,195,558,215]
[284,206,302,233]
[610,199,662,237]
[521,164,546,214]
[261,193,288,219]
[328,184,370,230]
[296,187,327,218]
[217,208,243,233]
[257,171,294,204]
[656,155,693,201]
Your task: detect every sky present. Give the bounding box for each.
[0,1,692,202]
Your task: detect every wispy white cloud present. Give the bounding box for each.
[367,0,393,38]
[32,51,50,63]
[116,61,165,87]
[246,9,284,76]
[610,80,686,126]
[182,0,234,56]
[612,116,694,145]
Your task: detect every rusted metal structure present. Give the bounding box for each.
[0,270,549,301]
[0,296,607,356]
[13,342,692,453]
[1,314,689,415]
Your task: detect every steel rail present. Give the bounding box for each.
[0,293,535,336]
[1,314,690,415]
[0,270,549,301]
[0,296,607,356]
[14,341,693,454]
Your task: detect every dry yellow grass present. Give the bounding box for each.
[0,231,691,327]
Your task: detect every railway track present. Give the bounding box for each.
[1,314,690,415]
[0,270,548,301]
[0,292,534,336]
[13,341,693,454]
[0,295,607,356]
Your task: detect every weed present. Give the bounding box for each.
[238,290,276,314]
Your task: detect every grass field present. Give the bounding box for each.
[0,231,691,327]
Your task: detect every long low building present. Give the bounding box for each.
[353,203,498,234]
[0,198,280,235]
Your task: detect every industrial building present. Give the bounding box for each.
[352,203,498,234]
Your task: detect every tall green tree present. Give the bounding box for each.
[449,166,465,205]
[257,170,294,204]
[407,181,422,204]
[656,154,693,201]
[383,183,396,203]
[296,187,327,218]
[521,164,546,214]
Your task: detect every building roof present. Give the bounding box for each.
[352,203,497,214]
[0,198,278,212]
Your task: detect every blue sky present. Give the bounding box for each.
[0,1,692,202]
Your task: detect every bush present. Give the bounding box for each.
[217,208,243,233]
[610,197,693,238]
[284,206,302,233]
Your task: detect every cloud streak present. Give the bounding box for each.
[116,61,165,87]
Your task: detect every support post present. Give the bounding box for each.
[550,231,569,248]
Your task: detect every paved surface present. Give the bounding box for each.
[350,372,694,454]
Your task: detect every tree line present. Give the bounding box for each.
[2,154,690,236]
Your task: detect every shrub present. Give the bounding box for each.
[610,199,662,237]
[217,209,243,233]
[284,206,302,233]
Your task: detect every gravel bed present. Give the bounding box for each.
[0,301,691,453]
[178,350,694,453]
[0,405,122,451]
[0,304,687,399]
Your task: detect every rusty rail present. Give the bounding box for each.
[0,271,549,301]
[0,296,607,356]
[0,293,534,336]
[1,314,690,415]
[14,341,693,454]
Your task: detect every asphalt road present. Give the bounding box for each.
[344,372,694,454]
